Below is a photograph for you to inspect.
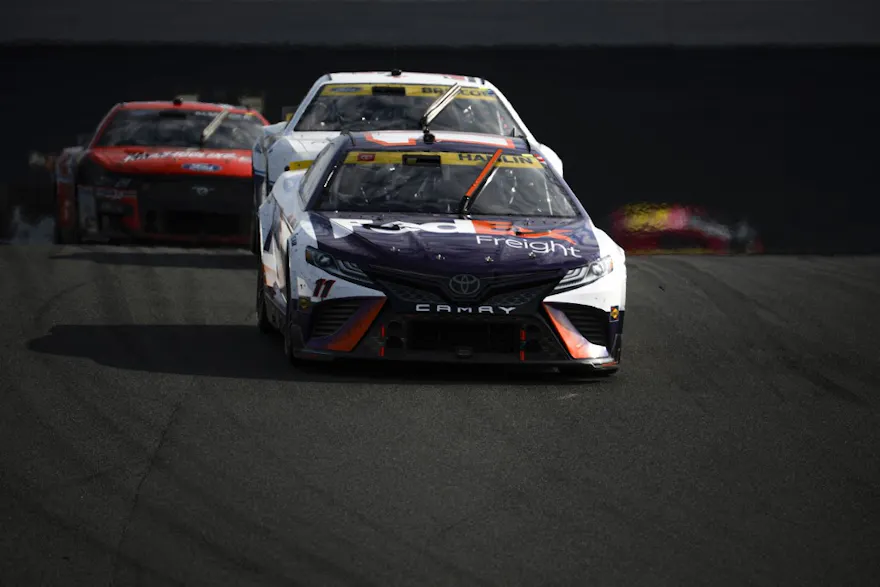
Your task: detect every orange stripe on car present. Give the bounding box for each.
[543,303,595,360]
[363,132,419,147]
[326,298,386,352]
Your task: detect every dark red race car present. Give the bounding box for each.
[54,99,269,245]
[609,202,764,255]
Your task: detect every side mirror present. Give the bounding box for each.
[76,133,92,147]
[281,104,300,123]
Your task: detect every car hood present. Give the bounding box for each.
[283,132,340,160]
[308,212,601,275]
[89,147,252,177]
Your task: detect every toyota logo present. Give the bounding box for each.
[192,185,214,196]
[448,274,481,297]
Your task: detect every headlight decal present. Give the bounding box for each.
[553,255,614,293]
[304,246,374,288]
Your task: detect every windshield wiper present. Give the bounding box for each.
[200,107,232,147]
[420,83,461,143]
[458,148,503,217]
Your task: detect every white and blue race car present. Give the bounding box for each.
[250,70,564,251]
[255,86,625,375]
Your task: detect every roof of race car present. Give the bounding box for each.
[322,71,490,89]
[344,130,531,154]
[117,100,264,117]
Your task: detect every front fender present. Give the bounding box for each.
[253,122,286,172]
[266,139,298,188]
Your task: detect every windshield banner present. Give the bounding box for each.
[343,151,542,169]
[320,84,498,101]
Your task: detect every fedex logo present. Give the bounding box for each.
[329,218,584,257]
[331,218,473,236]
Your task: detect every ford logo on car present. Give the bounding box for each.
[191,186,214,196]
[182,163,222,172]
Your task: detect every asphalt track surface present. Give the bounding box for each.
[2,245,879,586]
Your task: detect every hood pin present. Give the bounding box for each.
[528,251,537,258]
[435,253,444,260]
[485,256,494,263]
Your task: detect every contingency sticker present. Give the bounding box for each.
[286,160,313,171]
[342,151,543,169]
[319,84,497,101]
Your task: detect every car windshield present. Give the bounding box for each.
[315,150,579,217]
[294,84,524,136]
[96,109,265,149]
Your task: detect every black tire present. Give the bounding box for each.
[57,208,80,244]
[250,216,260,255]
[59,182,84,244]
[256,263,272,334]
[53,196,63,244]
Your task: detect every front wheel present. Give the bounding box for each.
[256,263,273,334]
[250,216,260,255]
[56,213,81,245]
[55,183,81,244]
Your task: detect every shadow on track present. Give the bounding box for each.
[50,250,255,270]
[27,324,605,386]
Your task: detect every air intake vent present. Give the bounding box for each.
[379,280,444,304]
[554,304,609,347]
[310,300,362,338]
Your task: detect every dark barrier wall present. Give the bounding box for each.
[3,45,880,253]
[4,0,880,46]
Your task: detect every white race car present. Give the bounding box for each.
[250,70,564,249]
[255,88,625,375]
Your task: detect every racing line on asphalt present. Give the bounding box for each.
[1,245,879,586]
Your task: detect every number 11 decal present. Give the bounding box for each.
[313,278,335,299]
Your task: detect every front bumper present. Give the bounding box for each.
[293,297,623,368]
[76,177,252,245]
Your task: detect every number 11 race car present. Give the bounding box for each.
[255,88,626,375]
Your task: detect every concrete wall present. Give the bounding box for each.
[4,45,879,252]
[4,1,879,46]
